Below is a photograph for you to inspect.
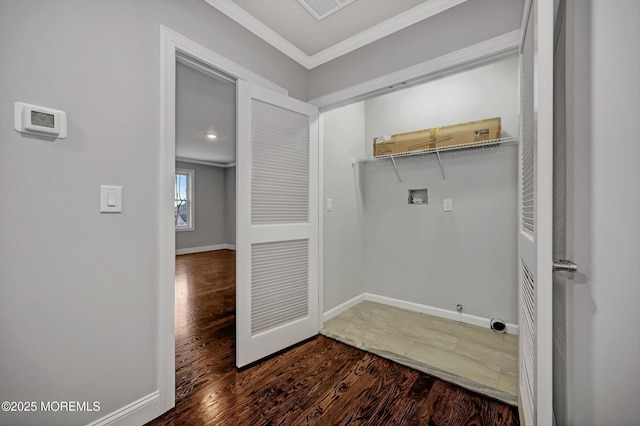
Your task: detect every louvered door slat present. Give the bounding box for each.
[522,20,535,236]
[521,261,536,421]
[251,99,309,225]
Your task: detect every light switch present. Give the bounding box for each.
[100,185,122,213]
[443,198,453,212]
[107,191,117,207]
[326,198,332,212]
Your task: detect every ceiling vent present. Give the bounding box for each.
[296,0,358,21]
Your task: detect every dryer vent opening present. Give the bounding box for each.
[490,318,507,334]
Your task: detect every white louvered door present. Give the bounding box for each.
[518,0,554,424]
[236,80,319,367]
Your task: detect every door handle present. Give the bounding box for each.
[553,259,577,273]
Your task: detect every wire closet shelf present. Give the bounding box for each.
[353,136,519,163]
[352,136,519,182]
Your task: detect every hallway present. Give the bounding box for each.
[146,250,518,425]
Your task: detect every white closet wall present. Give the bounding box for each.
[323,102,366,311]
[363,57,519,323]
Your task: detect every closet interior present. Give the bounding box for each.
[321,56,520,404]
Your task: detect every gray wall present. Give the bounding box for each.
[362,58,519,323]
[225,167,236,246]
[562,0,640,424]
[322,102,367,312]
[308,0,524,100]
[0,1,306,425]
[175,161,230,250]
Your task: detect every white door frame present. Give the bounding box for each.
[158,26,288,413]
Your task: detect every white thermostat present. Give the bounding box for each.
[14,102,67,139]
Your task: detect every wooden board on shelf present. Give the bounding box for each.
[373,117,502,157]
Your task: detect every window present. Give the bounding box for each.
[175,169,194,231]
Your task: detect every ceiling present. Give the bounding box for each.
[176,62,236,165]
[231,0,426,56]
[205,0,468,69]
[176,0,471,164]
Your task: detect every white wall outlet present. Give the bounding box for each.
[443,198,453,212]
[326,198,332,212]
[100,185,123,213]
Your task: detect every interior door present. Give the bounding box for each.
[519,0,554,424]
[236,80,319,368]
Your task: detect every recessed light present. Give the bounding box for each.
[207,134,217,139]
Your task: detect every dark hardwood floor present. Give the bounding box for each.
[146,250,519,426]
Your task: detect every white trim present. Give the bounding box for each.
[322,294,366,322]
[204,0,469,69]
[322,293,518,334]
[318,112,325,329]
[176,52,235,85]
[86,391,159,426]
[363,293,519,335]
[308,0,468,68]
[176,157,236,168]
[176,244,236,255]
[159,25,177,414]
[203,0,310,67]
[309,30,521,111]
[161,25,287,95]
[159,26,287,416]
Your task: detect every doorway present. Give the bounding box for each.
[318,55,521,405]
[159,26,316,412]
[173,57,237,404]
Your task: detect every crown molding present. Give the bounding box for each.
[204,0,469,70]
[176,157,236,168]
[307,0,468,68]
[203,0,311,68]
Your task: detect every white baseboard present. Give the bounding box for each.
[322,294,366,322]
[86,391,160,426]
[176,244,236,255]
[364,293,519,335]
[323,293,518,335]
